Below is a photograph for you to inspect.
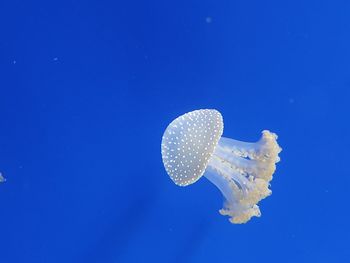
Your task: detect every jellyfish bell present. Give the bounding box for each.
[161,109,223,186]
[161,109,282,224]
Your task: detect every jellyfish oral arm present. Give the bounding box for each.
[203,130,282,224]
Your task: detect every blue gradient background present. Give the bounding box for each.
[1,0,350,262]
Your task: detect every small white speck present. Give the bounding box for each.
[53,57,58,61]
[13,60,17,64]
[206,17,212,24]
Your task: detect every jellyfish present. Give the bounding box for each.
[0,172,5,182]
[161,109,282,224]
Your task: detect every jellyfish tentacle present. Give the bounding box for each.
[219,130,281,163]
[204,164,262,224]
[204,130,281,224]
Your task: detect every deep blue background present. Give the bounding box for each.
[1,0,350,262]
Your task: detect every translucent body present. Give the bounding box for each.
[204,131,281,223]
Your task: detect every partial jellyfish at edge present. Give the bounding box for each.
[0,172,5,183]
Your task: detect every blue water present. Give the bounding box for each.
[1,1,350,262]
